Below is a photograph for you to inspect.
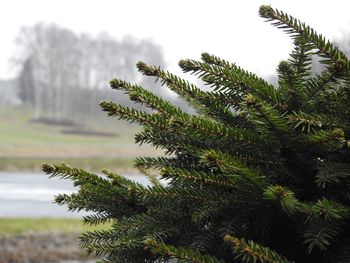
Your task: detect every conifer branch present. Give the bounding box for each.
[263,185,301,215]
[244,94,292,145]
[202,150,268,188]
[134,156,202,170]
[100,100,167,128]
[144,239,224,263]
[303,223,341,253]
[110,78,181,115]
[287,111,336,133]
[288,36,314,79]
[130,184,211,202]
[179,58,281,107]
[277,61,307,111]
[224,235,294,263]
[137,61,209,111]
[259,5,350,72]
[160,167,237,188]
[137,61,238,122]
[83,213,112,225]
[302,128,345,151]
[304,71,337,99]
[309,198,350,221]
[314,162,350,188]
[201,52,274,88]
[43,163,111,186]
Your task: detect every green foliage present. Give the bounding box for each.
[263,185,301,215]
[144,238,224,263]
[44,5,350,263]
[224,235,293,263]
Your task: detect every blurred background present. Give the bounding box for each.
[1,0,350,262]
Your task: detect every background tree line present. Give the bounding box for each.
[6,23,350,124]
[14,23,171,123]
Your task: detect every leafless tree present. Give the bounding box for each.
[14,23,166,123]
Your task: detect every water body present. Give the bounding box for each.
[0,172,148,217]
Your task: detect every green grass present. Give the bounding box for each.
[0,105,162,171]
[0,218,111,236]
[0,105,136,150]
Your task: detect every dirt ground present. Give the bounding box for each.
[0,232,96,263]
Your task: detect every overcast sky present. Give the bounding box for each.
[1,0,350,79]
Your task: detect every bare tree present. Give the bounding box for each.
[14,23,167,123]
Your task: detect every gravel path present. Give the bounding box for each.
[0,232,96,263]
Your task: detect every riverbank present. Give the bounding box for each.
[0,232,95,263]
[0,218,109,236]
[0,218,109,263]
[0,156,135,173]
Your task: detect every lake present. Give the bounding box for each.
[0,172,148,217]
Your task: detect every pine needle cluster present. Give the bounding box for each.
[43,5,350,263]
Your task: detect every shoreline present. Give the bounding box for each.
[0,157,137,174]
[0,218,109,263]
[0,232,96,263]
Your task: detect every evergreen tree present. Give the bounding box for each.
[43,5,350,263]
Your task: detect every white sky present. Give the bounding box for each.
[1,0,350,79]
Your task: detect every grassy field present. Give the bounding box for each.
[0,218,110,236]
[0,105,162,172]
